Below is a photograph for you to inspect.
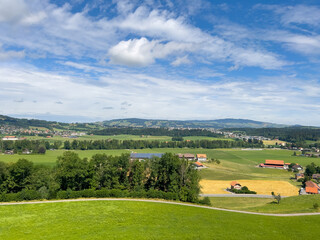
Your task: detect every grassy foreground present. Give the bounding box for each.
[0,200,320,240]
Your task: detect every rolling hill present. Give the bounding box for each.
[100,118,288,129]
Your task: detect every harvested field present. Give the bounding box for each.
[200,180,299,196]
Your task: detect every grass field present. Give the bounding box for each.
[209,195,320,213]
[0,200,320,239]
[200,180,299,196]
[0,149,129,166]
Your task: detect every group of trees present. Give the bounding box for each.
[0,139,53,154]
[91,127,223,138]
[1,138,264,154]
[63,139,263,150]
[0,152,201,203]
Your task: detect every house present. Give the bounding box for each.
[178,153,195,161]
[4,150,14,155]
[130,153,163,161]
[305,181,320,194]
[292,164,303,171]
[295,173,304,180]
[230,181,242,190]
[2,136,18,141]
[22,149,31,154]
[196,154,207,162]
[259,160,288,169]
[312,174,320,180]
[193,161,205,169]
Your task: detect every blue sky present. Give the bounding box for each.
[1,0,320,125]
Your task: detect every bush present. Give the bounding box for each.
[313,203,319,209]
[199,197,211,206]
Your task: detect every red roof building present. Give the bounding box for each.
[305,181,320,194]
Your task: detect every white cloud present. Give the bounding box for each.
[0,0,28,23]
[0,48,25,60]
[171,55,191,66]
[1,65,320,125]
[108,37,191,66]
[277,5,320,26]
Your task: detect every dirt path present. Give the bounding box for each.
[1,198,320,217]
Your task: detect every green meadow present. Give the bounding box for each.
[0,149,129,167]
[0,200,320,240]
[209,195,320,213]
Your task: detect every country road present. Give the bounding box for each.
[1,198,319,217]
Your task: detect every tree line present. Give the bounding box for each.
[225,127,320,145]
[90,127,223,137]
[63,139,263,150]
[0,152,206,204]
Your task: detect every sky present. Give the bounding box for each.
[1,0,320,125]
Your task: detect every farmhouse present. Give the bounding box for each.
[295,173,304,180]
[193,161,205,170]
[178,153,195,161]
[2,136,18,141]
[292,164,303,171]
[196,154,207,162]
[312,174,320,180]
[130,153,163,161]
[259,160,289,169]
[305,181,320,194]
[230,181,242,190]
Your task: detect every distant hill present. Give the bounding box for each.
[0,115,289,130]
[0,115,98,131]
[100,118,288,129]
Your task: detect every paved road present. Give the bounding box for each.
[199,194,288,198]
[1,198,319,217]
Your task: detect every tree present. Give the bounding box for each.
[272,192,281,204]
[9,159,34,192]
[55,151,91,191]
[37,145,46,154]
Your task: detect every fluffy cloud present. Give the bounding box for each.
[0,1,288,69]
[108,37,191,66]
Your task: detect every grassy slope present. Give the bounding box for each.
[0,200,320,240]
[209,195,320,213]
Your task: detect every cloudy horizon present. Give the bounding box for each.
[1,0,320,126]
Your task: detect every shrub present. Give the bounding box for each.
[199,197,211,206]
[313,203,319,210]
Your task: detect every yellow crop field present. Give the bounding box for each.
[263,140,287,146]
[200,180,299,196]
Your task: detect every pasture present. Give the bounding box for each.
[0,200,320,239]
[209,195,320,213]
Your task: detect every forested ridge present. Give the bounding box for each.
[90,127,223,137]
